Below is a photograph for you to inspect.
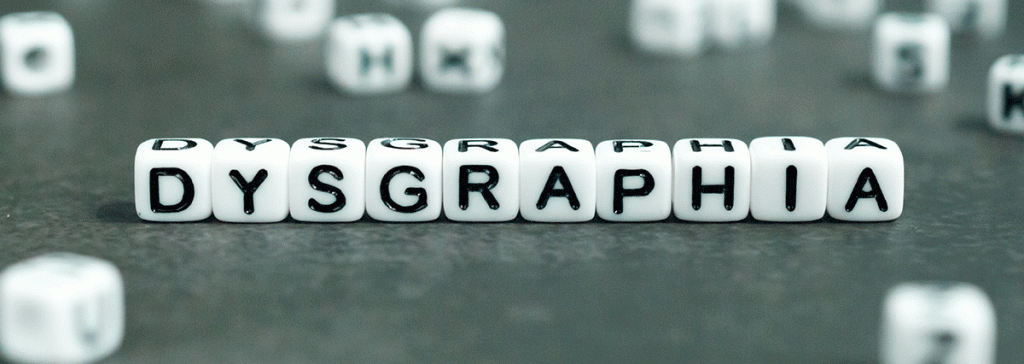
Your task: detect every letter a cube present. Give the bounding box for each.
[825,137,903,221]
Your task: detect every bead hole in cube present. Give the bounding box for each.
[23,47,48,72]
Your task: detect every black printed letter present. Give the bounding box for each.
[149,168,195,213]
[536,166,580,210]
[307,165,345,213]
[691,166,734,210]
[229,169,269,215]
[613,169,655,214]
[844,168,888,212]
[380,166,428,213]
[459,165,500,210]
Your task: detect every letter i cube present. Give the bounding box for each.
[135,138,214,222]
[749,137,827,222]
[0,12,74,96]
[0,253,124,364]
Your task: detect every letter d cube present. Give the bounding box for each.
[134,138,213,222]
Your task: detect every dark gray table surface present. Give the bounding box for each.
[1,0,1024,362]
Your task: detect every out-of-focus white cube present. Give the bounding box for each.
[880,282,996,364]
[0,253,124,364]
[0,12,75,95]
[629,0,707,56]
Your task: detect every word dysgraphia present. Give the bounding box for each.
[134,136,904,223]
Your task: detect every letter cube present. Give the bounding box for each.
[420,8,505,93]
[749,137,827,222]
[520,139,596,222]
[0,253,124,364]
[825,137,904,221]
[628,0,706,56]
[251,0,335,42]
[880,282,995,364]
[595,140,671,222]
[442,139,520,222]
[365,138,442,222]
[288,138,365,222]
[707,0,777,50]
[797,0,881,30]
[673,139,751,222]
[926,0,1006,38]
[325,14,413,95]
[872,13,951,93]
[134,138,214,222]
[211,138,290,223]
[987,55,1024,134]
[0,12,74,96]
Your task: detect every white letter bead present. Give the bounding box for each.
[0,253,124,364]
[288,138,366,222]
[325,14,413,95]
[211,138,291,223]
[707,0,777,50]
[797,0,881,30]
[628,0,706,56]
[825,137,904,221]
[442,139,519,222]
[926,0,1007,38]
[519,139,596,222]
[0,12,74,96]
[872,13,951,93]
[420,8,504,93]
[595,140,672,222]
[749,137,827,222]
[881,283,996,364]
[673,139,751,222]
[134,138,214,222]
[987,55,1024,134]
[365,138,442,222]
[252,0,335,42]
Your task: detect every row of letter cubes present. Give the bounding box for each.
[135,137,904,223]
